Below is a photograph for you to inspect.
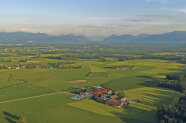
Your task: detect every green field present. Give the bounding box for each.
[0,59,183,123]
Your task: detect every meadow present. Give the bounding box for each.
[0,51,183,123]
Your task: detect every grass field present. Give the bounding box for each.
[0,59,183,123]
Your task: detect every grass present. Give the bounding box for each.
[120,87,179,123]
[86,72,108,77]
[0,59,183,123]
[69,99,123,117]
[103,59,183,91]
[88,64,106,72]
[68,87,179,123]
[109,59,183,77]
[125,87,179,107]
[0,94,123,123]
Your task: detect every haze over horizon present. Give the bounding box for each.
[1,0,186,36]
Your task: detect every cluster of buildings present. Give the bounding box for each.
[110,65,135,70]
[0,63,82,70]
[72,86,127,107]
[0,48,16,53]
[0,64,44,69]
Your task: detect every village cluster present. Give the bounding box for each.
[0,64,82,69]
[110,65,135,70]
[0,64,52,69]
[72,86,128,107]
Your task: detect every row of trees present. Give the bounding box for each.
[45,52,186,64]
[48,62,82,69]
[158,74,186,92]
[157,92,186,123]
[157,73,186,123]
[140,55,186,64]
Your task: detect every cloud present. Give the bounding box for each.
[78,24,125,29]
[130,20,175,25]
[14,28,32,32]
[85,17,122,21]
[127,16,177,26]
[141,14,174,19]
[177,9,186,13]
[0,15,185,36]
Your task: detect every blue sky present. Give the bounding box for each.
[0,0,186,36]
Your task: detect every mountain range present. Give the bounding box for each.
[0,31,186,44]
[103,31,186,43]
[0,32,90,44]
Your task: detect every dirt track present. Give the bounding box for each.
[0,91,74,104]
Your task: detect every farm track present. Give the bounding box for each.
[0,91,74,104]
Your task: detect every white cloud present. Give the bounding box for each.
[177,9,186,13]
[15,28,32,32]
[85,17,122,21]
[0,15,185,36]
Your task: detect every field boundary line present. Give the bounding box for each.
[0,91,74,104]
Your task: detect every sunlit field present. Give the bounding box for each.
[0,58,183,123]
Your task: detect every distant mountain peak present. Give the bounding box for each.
[103,31,186,43]
[0,32,90,44]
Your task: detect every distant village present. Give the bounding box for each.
[0,64,46,69]
[110,65,135,70]
[72,86,128,107]
[0,64,82,69]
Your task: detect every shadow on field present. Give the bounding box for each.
[168,68,179,71]
[4,117,17,123]
[111,106,157,123]
[137,75,160,87]
[3,111,20,123]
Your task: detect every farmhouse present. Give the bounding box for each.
[91,89,107,95]
[72,96,84,101]
[110,95,118,100]
[110,65,135,70]
[27,64,42,68]
[96,97,105,103]
[105,100,124,107]
[15,66,20,69]
[79,91,93,98]
[72,86,128,108]
[92,86,102,90]
[85,91,94,98]
[0,64,46,70]
[20,65,27,69]
[118,97,127,102]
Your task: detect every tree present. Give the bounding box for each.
[93,93,99,99]
[178,74,184,81]
[86,86,92,91]
[160,120,165,123]
[117,91,125,98]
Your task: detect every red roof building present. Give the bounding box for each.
[91,89,107,95]
[20,65,27,68]
[106,100,124,107]
[96,97,105,102]
[28,64,35,68]
[80,92,85,96]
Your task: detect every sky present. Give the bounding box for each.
[0,0,186,36]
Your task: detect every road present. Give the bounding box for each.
[0,91,75,104]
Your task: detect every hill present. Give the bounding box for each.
[0,32,90,44]
[1,31,186,44]
[103,31,186,43]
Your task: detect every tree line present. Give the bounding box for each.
[157,73,186,123]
